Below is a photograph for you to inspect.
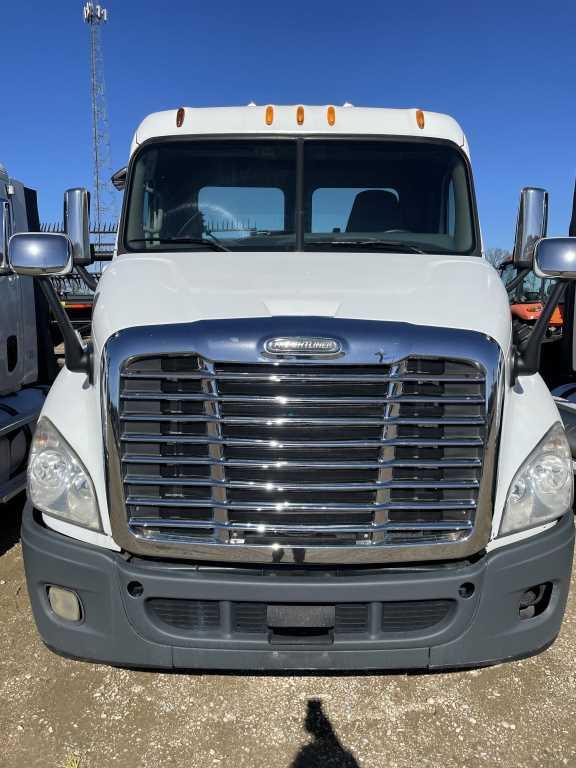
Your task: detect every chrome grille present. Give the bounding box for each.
[118,354,487,551]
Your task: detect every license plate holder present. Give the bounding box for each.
[266,605,336,629]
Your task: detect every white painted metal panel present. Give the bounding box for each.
[131,106,467,154]
[92,251,512,356]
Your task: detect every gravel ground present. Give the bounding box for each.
[1,494,575,768]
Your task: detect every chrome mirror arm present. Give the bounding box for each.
[37,278,93,381]
[512,280,566,382]
[76,264,98,292]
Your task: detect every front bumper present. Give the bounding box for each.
[22,504,575,671]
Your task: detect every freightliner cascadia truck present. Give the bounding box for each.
[8,105,576,670]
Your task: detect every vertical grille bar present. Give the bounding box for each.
[373,362,403,543]
[201,360,228,543]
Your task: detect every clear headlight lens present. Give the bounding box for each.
[500,422,573,536]
[28,418,101,531]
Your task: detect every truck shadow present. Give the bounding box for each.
[290,698,361,768]
[0,492,24,557]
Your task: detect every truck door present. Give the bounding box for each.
[0,181,38,396]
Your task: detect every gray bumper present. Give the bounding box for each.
[22,504,575,671]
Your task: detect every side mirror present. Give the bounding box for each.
[513,187,548,269]
[8,232,73,276]
[64,188,91,265]
[534,237,576,279]
[111,166,127,191]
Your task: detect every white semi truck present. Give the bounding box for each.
[0,164,52,504]
[9,105,576,670]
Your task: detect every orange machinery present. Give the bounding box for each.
[499,259,564,338]
[511,301,564,327]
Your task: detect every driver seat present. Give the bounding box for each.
[346,189,404,233]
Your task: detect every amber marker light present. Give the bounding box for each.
[176,107,185,127]
[297,106,305,125]
[265,105,274,125]
[327,106,336,126]
[416,109,425,129]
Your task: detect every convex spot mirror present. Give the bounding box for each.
[534,237,576,280]
[513,187,548,269]
[8,232,73,276]
[64,188,91,266]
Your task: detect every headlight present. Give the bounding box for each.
[28,418,101,531]
[500,422,573,536]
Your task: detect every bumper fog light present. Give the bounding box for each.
[47,585,82,622]
[519,583,552,620]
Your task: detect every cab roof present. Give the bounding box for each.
[131,105,469,156]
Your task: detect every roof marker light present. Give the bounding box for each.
[327,106,336,126]
[416,109,425,129]
[176,107,185,128]
[297,106,305,125]
[265,105,274,125]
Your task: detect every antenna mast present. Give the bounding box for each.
[83,3,116,250]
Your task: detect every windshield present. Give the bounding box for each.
[123,138,478,255]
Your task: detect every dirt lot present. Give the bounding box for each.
[1,496,575,768]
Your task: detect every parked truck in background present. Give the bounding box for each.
[9,106,576,670]
[0,163,54,504]
[543,179,576,458]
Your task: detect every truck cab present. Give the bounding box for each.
[11,106,576,670]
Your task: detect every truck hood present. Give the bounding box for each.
[92,251,512,354]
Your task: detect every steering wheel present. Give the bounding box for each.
[176,203,240,238]
[176,209,205,237]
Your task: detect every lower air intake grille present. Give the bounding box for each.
[119,353,486,552]
[147,598,220,631]
[145,598,454,636]
[381,599,453,632]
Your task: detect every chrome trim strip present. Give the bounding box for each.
[121,456,482,469]
[121,371,483,383]
[129,519,473,534]
[121,414,485,426]
[126,498,476,512]
[121,393,486,404]
[200,359,228,543]
[120,435,484,448]
[124,476,479,491]
[102,317,503,564]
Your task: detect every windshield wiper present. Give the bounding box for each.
[307,239,426,254]
[127,236,229,252]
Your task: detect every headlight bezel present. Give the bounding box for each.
[28,417,102,532]
[500,421,573,537]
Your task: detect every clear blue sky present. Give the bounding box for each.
[3,0,575,250]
